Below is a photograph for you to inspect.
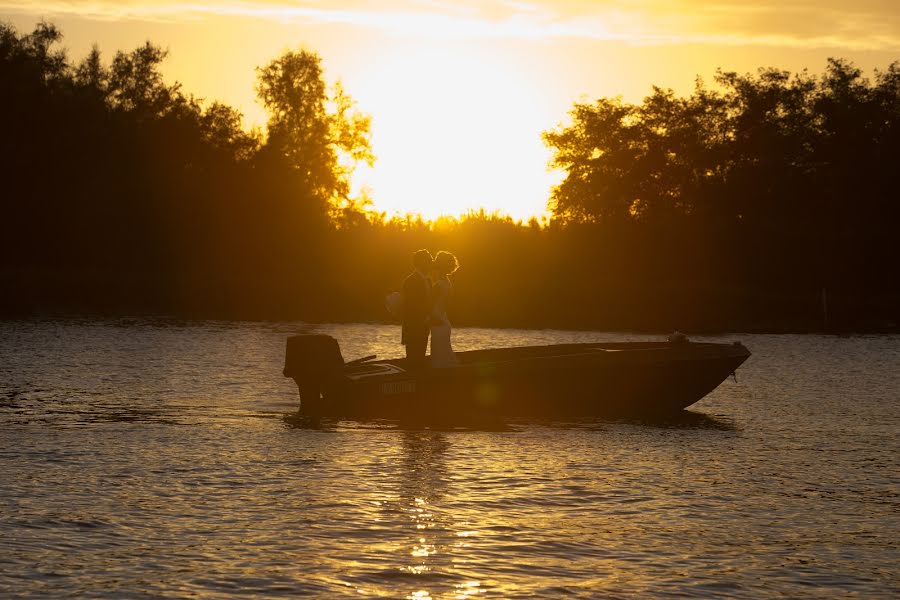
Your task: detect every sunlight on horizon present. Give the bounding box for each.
[7,0,900,220]
[347,42,561,221]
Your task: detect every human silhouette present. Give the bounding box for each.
[429,251,459,368]
[401,249,433,369]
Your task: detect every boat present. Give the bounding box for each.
[282,333,750,420]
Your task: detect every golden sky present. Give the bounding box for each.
[4,1,900,219]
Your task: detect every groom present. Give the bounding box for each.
[401,249,433,369]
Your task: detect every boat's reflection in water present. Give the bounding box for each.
[282,410,737,432]
[543,410,739,431]
[282,410,736,598]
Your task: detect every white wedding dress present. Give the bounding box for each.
[429,278,458,368]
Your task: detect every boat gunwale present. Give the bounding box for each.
[346,341,750,376]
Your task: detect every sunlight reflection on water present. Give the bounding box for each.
[1,319,898,598]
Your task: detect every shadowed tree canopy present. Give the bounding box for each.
[1,21,897,331]
[255,49,373,209]
[107,42,179,116]
[544,60,900,232]
[543,60,900,291]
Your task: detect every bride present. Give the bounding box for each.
[429,251,459,368]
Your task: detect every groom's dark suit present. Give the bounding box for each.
[401,270,431,368]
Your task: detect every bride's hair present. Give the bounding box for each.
[433,251,459,275]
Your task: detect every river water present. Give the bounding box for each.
[1,319,898,598]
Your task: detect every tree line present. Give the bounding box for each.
[2,22,897,331]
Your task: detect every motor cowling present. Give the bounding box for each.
[283,334,344,411]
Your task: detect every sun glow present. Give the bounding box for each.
[348,41,560,221]
[8,1,900,221]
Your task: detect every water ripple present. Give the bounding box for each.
[1,321,898,597]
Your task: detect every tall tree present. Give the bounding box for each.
[107,42,180,117]
[255,49,372,208]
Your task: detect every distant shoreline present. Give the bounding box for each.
[4,24,898,341]
[2,308,897,336]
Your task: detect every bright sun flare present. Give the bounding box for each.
[348,42,560,221]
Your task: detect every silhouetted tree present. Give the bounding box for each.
[255,49,373,210]
[1,20,896,331]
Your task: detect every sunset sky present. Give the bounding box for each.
[4,1,900,220]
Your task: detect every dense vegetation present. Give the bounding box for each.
[2,22,898,331]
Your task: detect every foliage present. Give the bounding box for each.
[1,21,897,331]
[255,50,373,208]
[544,61,900,300]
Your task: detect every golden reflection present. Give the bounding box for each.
[398,431,450,592]
[391,432,487,597]
[453,580,483,599]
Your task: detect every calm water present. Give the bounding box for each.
[1,320,898,598]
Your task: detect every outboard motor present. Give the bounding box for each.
[283,334,344,412]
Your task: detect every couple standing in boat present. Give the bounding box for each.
[399,249,460,369]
